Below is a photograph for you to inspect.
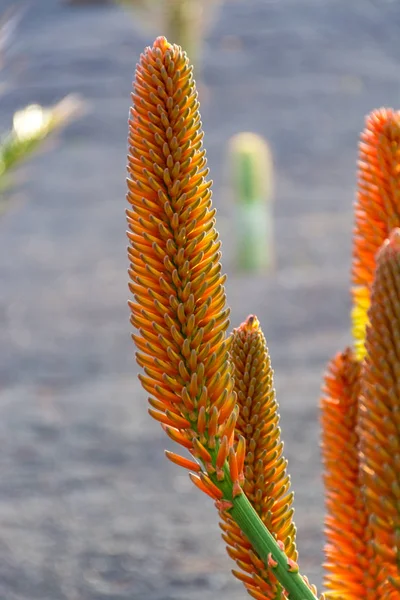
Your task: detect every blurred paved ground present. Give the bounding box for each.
[0,0,400,598]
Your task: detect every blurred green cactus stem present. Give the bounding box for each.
[229,132,274,272]
[115,0,224,73]
[164,0,203,70]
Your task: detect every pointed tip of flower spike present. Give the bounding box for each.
[236,314,260,334]
[153,36,172,52]
[244,314,260,329]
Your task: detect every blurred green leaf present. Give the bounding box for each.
[0,95,87,216]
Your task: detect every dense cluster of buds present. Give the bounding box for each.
[351,109,400,360]
[127,37,400,600]
[220,315,297,600]
[127,37,244,502]
[321,109,400,599]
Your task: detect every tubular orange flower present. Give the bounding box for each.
[126,36,239,494]
[359,227,400,597]
[352,108,400,359]
[219,315,297,600]
[320,348,379,598]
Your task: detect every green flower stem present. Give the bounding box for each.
[207,448,318,600]
[230,491,318,600]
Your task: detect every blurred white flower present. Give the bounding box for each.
[12,104,51,141]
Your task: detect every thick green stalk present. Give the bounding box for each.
[230,492,318,600]
[209,453,318,600]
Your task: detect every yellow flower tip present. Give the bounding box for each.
[350,288,370,361]
[352,285,370,308]
[240,314,260,333]
[153,36,172,52]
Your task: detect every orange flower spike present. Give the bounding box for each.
[354,110,400,288]
[352,108,400,359]
[127,37,237,486]
[233,315,297,556]
[128,39,320,600]
[320,347,373,598]
[359,228,400,594]
[218,314,296,600]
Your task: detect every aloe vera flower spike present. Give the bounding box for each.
[127,37,319,600]
[220,315,298,600]
[352,109,400,360]
[126,36,240,495]
[320,348,380,598]
[359,228,400,597]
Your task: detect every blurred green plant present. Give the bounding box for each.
[115,0,225,71]
[229,132,274,272]
[0,8,86,215]
[0,95,86,215]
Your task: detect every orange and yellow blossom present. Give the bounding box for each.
[352,109,400,359]
[126,37,244,498]
[320,348,381,599]
[359,228,400,598]
[220,315,297,600]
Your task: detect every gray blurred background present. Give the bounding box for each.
[0,0,399,598]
